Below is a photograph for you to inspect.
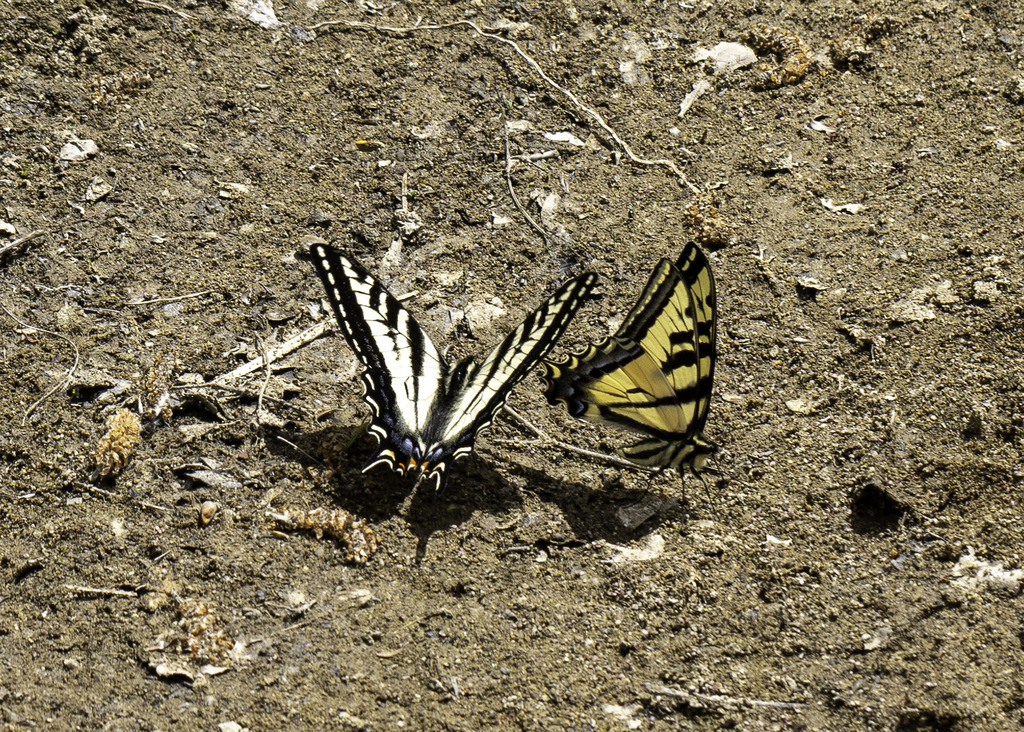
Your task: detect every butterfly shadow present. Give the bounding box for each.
[499,457,699,545]
[398,458,528,559]
[271,425,525,556]
[273,425,697,555]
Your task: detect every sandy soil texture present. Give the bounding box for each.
[2,0,1023,728]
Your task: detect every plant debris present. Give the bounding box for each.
[269,506,381,564]
[681,193,735,246]
[91,408,141,480]
[154,597,236,666]
[743,25,815,89]
[830,14,895,68]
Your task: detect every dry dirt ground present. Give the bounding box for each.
[2,0,1024,729]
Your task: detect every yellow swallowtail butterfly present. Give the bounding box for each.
[541,242,717,473]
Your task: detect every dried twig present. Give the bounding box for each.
[502,116,551,246]
[500,405,657,473]
[125,290,213,306]
[78,481,117,499]
[210,289,417,387]
[65,584,138,598]
[256,335,273,418]
[0,229,44,260]
[678,79,711,119]
[74,480,170,511]
[134,0,195,20]
[213,320,332,383]
[645,682,807,711]
[311,18,699,192]
[0,300,81,423]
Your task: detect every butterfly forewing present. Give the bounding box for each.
[675,242,717,432]
[438,272,599,452]
[310,245,446,461]
[620,263,702,422]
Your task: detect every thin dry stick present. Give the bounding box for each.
[645,682,807,711]
[171,380,305,421]
[256,336,274,419]
[172,380,284,407]
[65,584,138,598]
[134,0,195,20]
[212,287,419,385]
[213,320,332,383]
[502,118,551,246]
[0,229,44,259]
[310,18,699,192]
[678,79,712,119]
[0,300,81,423]
[501,405,657,473]
[73,481,170,512]
[77,481,117,499]
[125,290,213,306]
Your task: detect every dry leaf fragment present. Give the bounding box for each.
[59,136,99,161]
[543,131,585,147]
[338,588,374,608]
[84,177,112,202]
[152,662,194,681]
[227,0,282,29]
[951,548,1024,593]
[821,198,865,214]
[603,534,666,563]
[693,42,757,74]
[808,119,837,134]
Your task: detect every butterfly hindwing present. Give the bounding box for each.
[541,242,717,473]
[311,243,596,492]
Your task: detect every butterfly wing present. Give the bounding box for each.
[414,271,598,491]
[675,240,717,437]
[542,243,717,472]
[309,244,448,477]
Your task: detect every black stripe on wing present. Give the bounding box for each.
[675,242,717,433]
[620,434,715,472]
[541,338,643,421]
[309,244,447,478]
[613,258,680,345]
[437,271,599,459]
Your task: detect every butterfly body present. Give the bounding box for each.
[542,242,717,474]
[311,244,596,492]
